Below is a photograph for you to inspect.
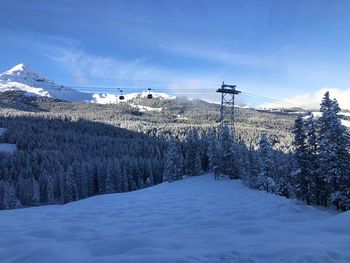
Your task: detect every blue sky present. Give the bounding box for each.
[1,0,350,106]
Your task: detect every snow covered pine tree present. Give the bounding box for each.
[317,92,350,210]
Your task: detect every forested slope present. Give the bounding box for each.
[0,91,295,148]
[0,114,165,209]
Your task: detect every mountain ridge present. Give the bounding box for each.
[0,64,176,104]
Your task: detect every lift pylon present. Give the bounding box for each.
[216,82,241,130]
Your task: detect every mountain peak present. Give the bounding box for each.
[1,63,46,83]
[9,63,27,70]
[3,63,38,76]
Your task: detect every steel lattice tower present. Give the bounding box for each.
[216,82,241,129]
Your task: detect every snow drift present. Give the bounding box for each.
[0,174,349,263]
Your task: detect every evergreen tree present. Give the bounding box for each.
[97,162,106,194]
[46,172,55,205]
[237,140,251,183]
[163,138,182,182]
[122,165,129,192]
[292,115,311,204]
[61,169,78,203]
[275,151,293,198]
[184,129,201,176]
[3,182,21,210]
[145,159,155,187]
[207,130,220,176]
[79,164,89,199]
[31,179,40,206]
[218,126,238,179]
[257,134,276,193]
[304,114,320,204]
[244,145,260,188]
[317,92,350,209]
[199,132,210,171]
[114,160,123,193]
[105,167,114,194]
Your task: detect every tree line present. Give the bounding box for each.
[292,92,350,210]
[163,92,350,211]
[0,90,295,149]
[1,91,348,211]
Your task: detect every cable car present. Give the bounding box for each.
[118,89,124,100]
[147,88,153,99]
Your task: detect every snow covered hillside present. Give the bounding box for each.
[124,91,175,101]
[0,175,349,263]
[0,64,175,104]
[0,64,95,102]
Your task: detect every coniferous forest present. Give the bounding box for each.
[0,115,165,209]
[163,92,350,211]
[0,91,349,211]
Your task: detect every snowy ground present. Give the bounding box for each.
[0,128,6,135]
[129,104,163,112]
[0,128,16,153]
[0,143,16,153]
[0,175,349,263]
[342,119,350,128]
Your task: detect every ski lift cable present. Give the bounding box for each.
[40,73,305,108]
[42,73,218,86]
[240,93,299,108]
[71,84,300,108]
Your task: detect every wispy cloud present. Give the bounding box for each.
[41,41,166,84]
[38,40,225,99]
[164,46,268,68]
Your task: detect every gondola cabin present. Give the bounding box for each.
[147,88,153,99]
[118,89,124,100]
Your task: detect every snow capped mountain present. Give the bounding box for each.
[0,64,176,104]
[0,64,96,102]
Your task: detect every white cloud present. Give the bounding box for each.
[261,88,350,111]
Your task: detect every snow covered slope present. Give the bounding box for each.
[0,64,175,104]
[124,91,175,101]
[0,175,349,263]
[0,64,96,102]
